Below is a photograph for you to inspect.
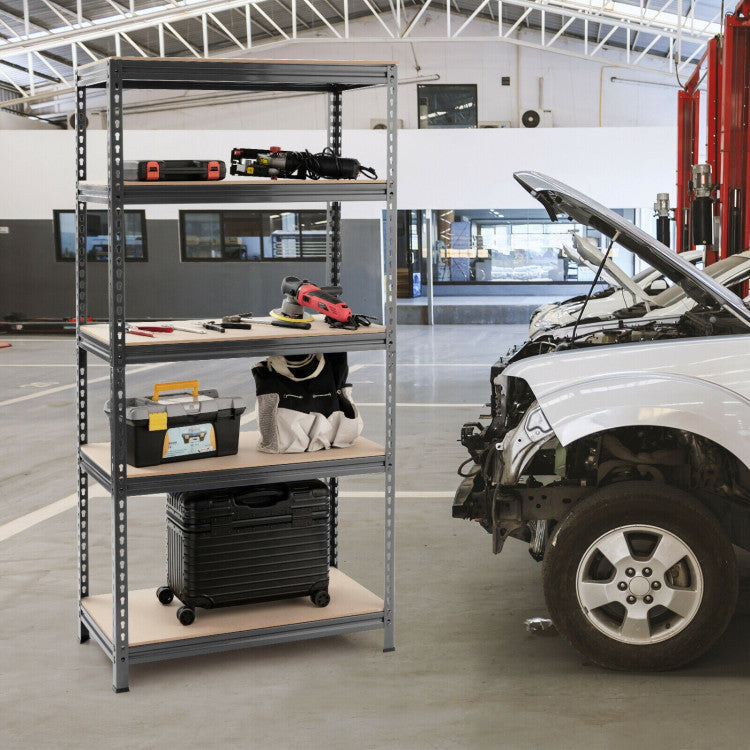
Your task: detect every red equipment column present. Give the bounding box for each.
[718,4,750,259]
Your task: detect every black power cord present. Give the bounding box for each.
[292,148,378,180]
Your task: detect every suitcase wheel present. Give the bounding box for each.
[177,606,196,626]
[311,589,330,608]
[156,586,174,605]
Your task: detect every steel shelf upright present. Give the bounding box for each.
[74,57,398,692]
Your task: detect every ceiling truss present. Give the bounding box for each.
[0,0,727,115]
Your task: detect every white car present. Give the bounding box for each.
[531,248,750,340]
[455,171,750,672]
[529,241,705,336]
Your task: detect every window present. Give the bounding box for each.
[432,209,637,283]
[180,210,326,261]
[417,84,478,129]
[54,210,147,261]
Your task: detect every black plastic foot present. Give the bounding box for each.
[113,686,130,694]
[78,624,90,644]
[383,647,396,653]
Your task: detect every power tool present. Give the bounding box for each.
[230,147,377,181]
[270,276,379,330]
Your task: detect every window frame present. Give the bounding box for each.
[417,83,478,130]
[179,209,327,262]
[427,208,637,285]
[54,208,149,262]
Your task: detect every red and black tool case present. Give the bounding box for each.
[135,159,226,181]
[159,480,331,625]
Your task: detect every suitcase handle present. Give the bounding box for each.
[153,380,200,402]
[233,487,288,507]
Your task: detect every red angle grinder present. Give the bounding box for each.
[270,276,368,329]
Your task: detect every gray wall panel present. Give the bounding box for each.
[0,218,383,322]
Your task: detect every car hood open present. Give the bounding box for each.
[573,234,651,304]
[514,171,750,328]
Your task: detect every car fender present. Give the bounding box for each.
[535,373,750,468]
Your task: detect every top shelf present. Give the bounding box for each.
[77,57,396,92]
[78,179,388,206]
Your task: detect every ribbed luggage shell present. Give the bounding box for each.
[166,481,330,610]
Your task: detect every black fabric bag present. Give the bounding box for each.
[251,352,363,453]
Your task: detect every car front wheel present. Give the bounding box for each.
[542,481,738,671]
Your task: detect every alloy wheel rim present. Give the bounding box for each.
[575,524,704,645]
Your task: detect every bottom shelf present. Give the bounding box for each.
[80,568,384,664]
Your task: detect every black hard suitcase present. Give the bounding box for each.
[157,480,331,625]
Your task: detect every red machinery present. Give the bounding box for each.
[676,0,750,265]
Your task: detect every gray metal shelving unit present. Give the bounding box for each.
[74,57,397,693]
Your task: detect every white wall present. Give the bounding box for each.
[1,126,677,221]
[0,109,58,130]
[26,13,680,132]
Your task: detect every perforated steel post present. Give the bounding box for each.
[383,65,398,652]
[325,88,343,287]
[75,77,90,645]
[107,59,130,693]
[326,87,343,568]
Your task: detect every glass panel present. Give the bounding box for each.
[417,84,478,129]
[299,211,327,258]
[56,210,146,261]
[432,208,638,283]
[183,212,222,259]
[265,211,300,258]
[57,212,76,260]
[124,212,145,260]
[224,211,262,260]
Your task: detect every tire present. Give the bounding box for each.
[542,481,738,671]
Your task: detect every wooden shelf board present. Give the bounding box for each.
[81,316,385,347]
[81,431,385,479]
[82,568,383,646]
[79,179,385,189]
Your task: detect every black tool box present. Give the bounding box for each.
[157,480,331,625]
[105,380,245,468]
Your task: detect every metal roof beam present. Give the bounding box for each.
[0,0,276,58]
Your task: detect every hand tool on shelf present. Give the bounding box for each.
[133,325,174,333]
[126,327,153,338]
[202,321,226,333]
[159,323,207,335]
[229,147,377,181]
[224,312,312,331]
[126,324,176,338]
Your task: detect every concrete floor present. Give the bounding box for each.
[2,325,750,749]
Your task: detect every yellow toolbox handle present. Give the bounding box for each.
[152,380,200,402]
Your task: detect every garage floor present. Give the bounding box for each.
[2,325,749,749]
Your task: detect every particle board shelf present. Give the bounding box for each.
[77,179,388,206]
[79,317,387,363]
[77,57,395,92]
[80,432,386,495]
[80,568,385,665]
